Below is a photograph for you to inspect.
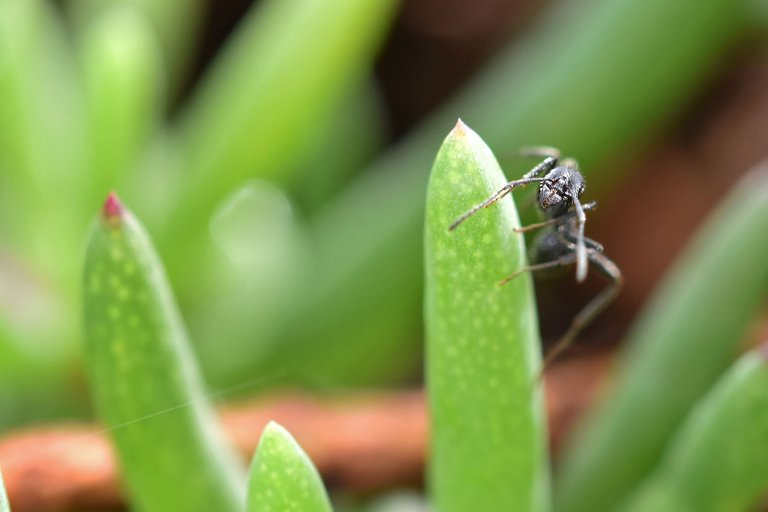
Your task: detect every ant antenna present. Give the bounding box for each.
[448,177,545,231]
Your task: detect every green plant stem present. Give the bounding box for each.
[556,164,768,512]
[247,422,332,512]
[618,348,768,512]
[425,121,548,512]
[82,194,245,512]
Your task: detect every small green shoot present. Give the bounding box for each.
[247,422,333,512]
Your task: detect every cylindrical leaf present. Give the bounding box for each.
[556,165,768,512]
[247,422,332,512]
[619,348,768,512]
[425,121,549,512]
[82,193,245,512]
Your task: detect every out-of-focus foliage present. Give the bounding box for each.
[618,349,768,512]
[0,0,756,424]
[247,422,332,512]
[1,0,768,509]
[556,165,768,512]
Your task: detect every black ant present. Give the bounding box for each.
[448,147,622,367]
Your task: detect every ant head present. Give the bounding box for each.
[538,160,584,216]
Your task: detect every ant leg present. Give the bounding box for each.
[449,155,561,231]
[498,253,577,286]
[522,155,559,180]
[563,235,603,253]
[583,237,604,252]
[542,252,622,369]
[449,177,545,231]
[514,201,597,233]
[514,218,562,233]
[572,196,588,283]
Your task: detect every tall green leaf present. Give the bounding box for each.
[82,193,245,512]
[247,422,332,512]
[556,165,768,512]
[425,121,549,512]
[619,348,768,512]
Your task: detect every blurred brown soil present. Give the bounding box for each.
[0,354,608,512]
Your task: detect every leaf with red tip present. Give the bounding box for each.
[101,191,124,221]
[83,195,245,512]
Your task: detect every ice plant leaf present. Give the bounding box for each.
[620,348,768,512]
[246,422,332,512]
[82,193,245,512]
[425,121,549,512]
[557,164,768,512]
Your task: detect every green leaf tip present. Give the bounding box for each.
[451,117,468,136]
[425,122,549,512]
[83,199,245,511]
[247,421,332,512]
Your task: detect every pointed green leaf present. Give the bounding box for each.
[425,121,549,512]
[620,348,768,512]
[247,422,332,512]
[556,165,768,512]
[82,193,245,512]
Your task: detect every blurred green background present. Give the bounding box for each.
[1,0,768,508]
